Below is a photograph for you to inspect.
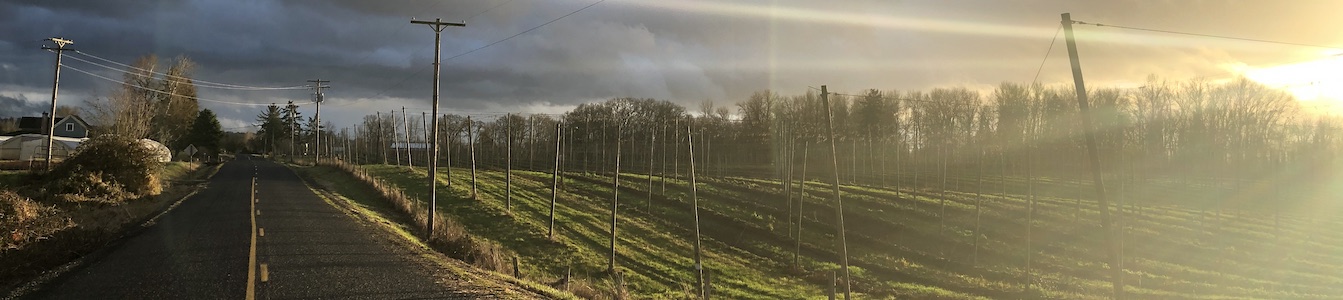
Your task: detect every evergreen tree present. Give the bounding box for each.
[184,109,225,156]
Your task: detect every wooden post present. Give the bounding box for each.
[468,117,478,200]
[794,140,809,268]
[819,85,852,299]
[400,106,410,167]
[688,121,705,299]
[609,126,622,273]
[550,122,562,239]
[661,122,668,194]
[974,147,984,266]
[785,125,794,238]
[648,126,656,213]
[392,110,401,166]
[512,256,520,278]
[1062,12,1123,298]
[507,114,513,213]
[1026,141,1035,294]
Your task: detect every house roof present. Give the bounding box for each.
[17,115,89,130]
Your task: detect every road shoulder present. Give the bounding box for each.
[287,162,570,299]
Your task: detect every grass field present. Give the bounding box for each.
[0,170,26,189]
[340,161,1343,299]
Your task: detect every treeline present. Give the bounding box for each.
[319,76,1339,206]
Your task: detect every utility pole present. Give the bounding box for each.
[820,85,852,300]
[42,37,73,171]
[307,79,330,163]
[412,17,465,237]
[1062,12,1123,299]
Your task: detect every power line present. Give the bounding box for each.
[71,50,309,90]
[63,54,308,91]
[1031,25,1062,85]
[442,0,606,62]
[464,0,517,21]
[356,0,606,106]
[63,65,312,107]
[1072,20,1343,50]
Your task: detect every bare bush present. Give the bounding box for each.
[45,135,164,201]
[1,191,73,249]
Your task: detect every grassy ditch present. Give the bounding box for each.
[292,160,595,299]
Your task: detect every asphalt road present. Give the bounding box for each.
[23,157,507,299]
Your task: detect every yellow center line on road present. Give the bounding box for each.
[246,177,258,300]
[260,264,269,283]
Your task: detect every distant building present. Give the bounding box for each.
[3,114,91,138]
[0,134,86,161]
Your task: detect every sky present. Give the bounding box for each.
[2,0,1342,132]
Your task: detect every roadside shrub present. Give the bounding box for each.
[1,190,72,249]
[0,191,38,224]
[44,166,133,203]
[427,212,510,273]
[45,135,163,201]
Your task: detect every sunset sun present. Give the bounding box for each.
[1238,54,1343,114]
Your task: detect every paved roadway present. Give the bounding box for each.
[23,157,506,299]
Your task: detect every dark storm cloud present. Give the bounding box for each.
[0,93,45,118]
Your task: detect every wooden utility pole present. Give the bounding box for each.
[1062,12,1123,299]
[412,17,465,237]
[41,37,73,171]
[308,79,330,163]
[820,86,852,299]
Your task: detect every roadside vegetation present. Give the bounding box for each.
[0,135,218,292]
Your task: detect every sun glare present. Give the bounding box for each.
[1238,54,1343,114]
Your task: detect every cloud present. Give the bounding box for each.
[3,0,1342,130]
[0,93,44,117]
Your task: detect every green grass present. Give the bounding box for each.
[0,170,27,189]
[352,163,1343,299]
[159,162,200,182]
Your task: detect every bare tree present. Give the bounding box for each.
[87,55,159,139]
